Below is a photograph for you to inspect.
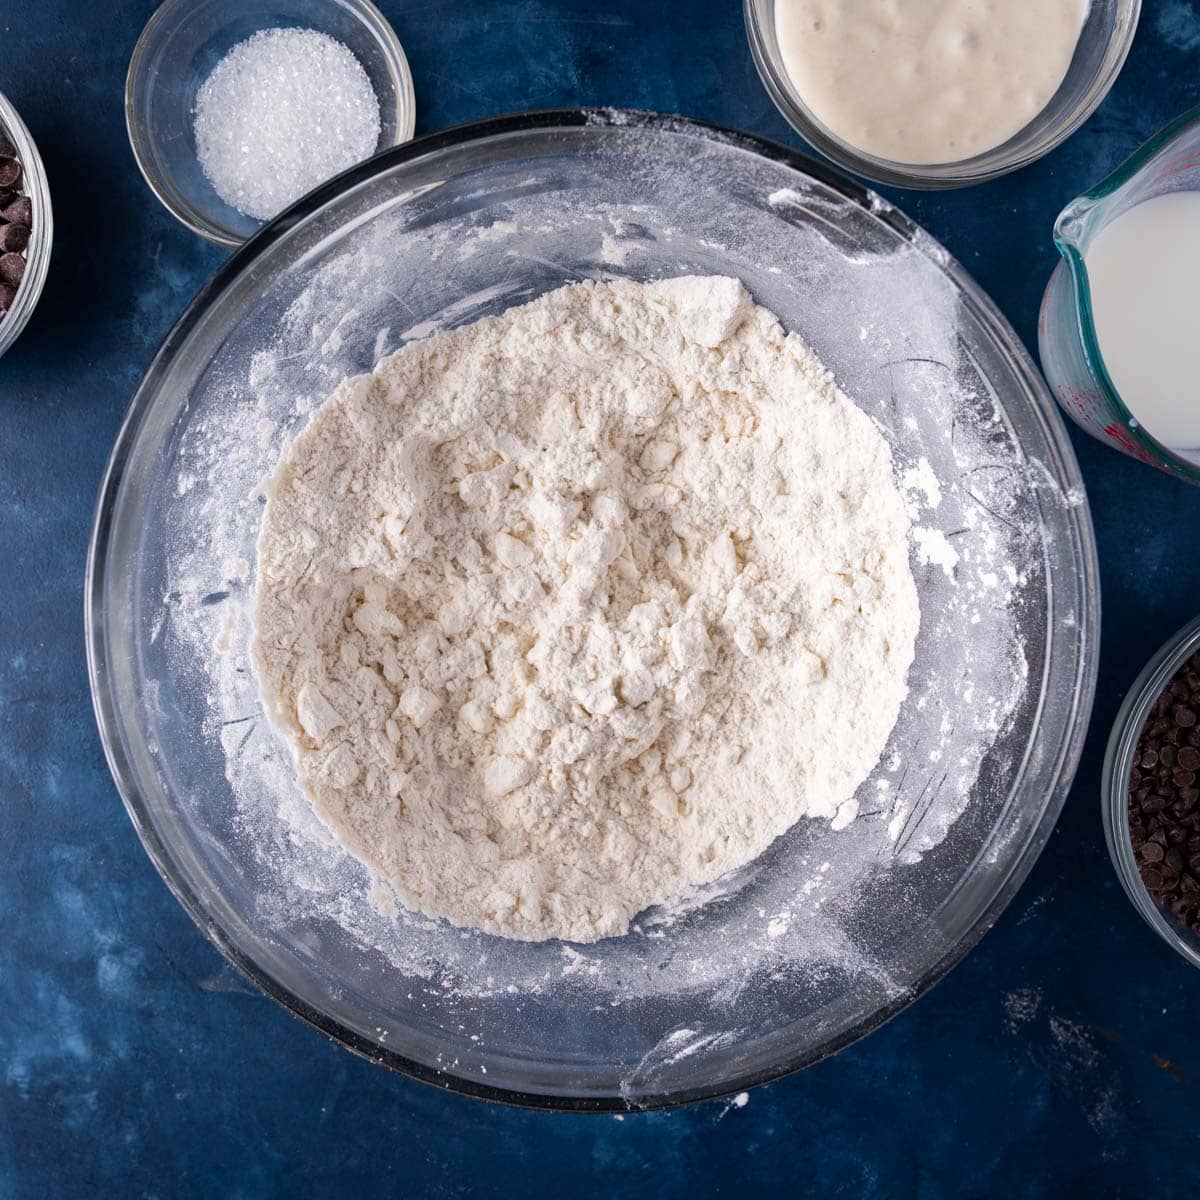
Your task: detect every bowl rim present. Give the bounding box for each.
[0,88,53,359]
[1102,615,1200,970]
[124,0,417,247]
[742,0,1142,190]
[86,107,1100,1111]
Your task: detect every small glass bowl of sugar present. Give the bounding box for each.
[127,0,414,246]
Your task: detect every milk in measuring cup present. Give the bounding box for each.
[1085,191,1200,465]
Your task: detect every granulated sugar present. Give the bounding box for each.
[194,28,381,221]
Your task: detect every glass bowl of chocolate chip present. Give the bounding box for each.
[0,89,51,359]
[1104,615,1200,969]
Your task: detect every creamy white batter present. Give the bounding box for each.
[775,0,1089,165]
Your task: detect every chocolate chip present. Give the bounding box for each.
[0,252,24,287]
[0,136,30,320]
[0,223,27,253]
[3,196,31,227]
[1129,647,1200,937]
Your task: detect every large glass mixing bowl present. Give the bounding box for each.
[87,111,1098,1110]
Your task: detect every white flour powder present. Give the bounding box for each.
[252,275,919,942]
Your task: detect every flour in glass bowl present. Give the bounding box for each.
[251,275,920,943]
[162,173,1037,1013]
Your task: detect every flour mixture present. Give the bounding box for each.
[251,276,919,942]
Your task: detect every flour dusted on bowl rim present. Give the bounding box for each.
[250,275,920,942]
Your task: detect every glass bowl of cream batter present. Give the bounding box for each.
[87,110,1098,1109]
[745,0,1141,189]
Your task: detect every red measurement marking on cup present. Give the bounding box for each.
[1104,421,1155,463]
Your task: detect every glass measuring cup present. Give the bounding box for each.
[1040,103,1200,486]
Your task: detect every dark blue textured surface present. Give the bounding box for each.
[3,1,1200,1195]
